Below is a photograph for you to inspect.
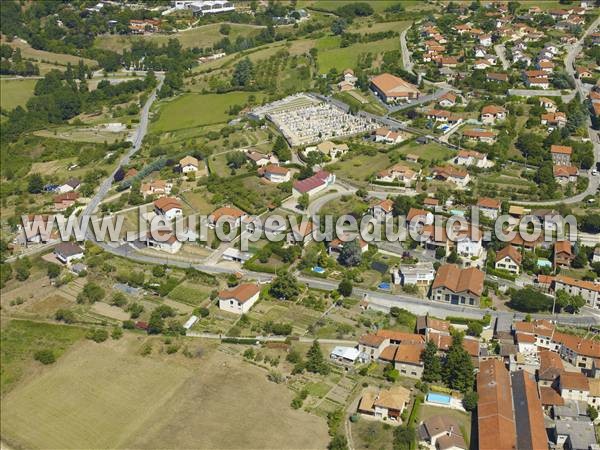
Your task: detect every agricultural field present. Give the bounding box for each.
[396,140,455,162]
[95,23,263,52]
[297,0,431,13]
[1,37,97,68]
[0,79,37,111]
[151,91,264,133]
[167,280,215,306]
[316,37,400,73]
[325,151,392,185]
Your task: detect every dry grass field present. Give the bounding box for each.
[1,336,330,450]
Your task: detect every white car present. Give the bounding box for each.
[592,169,598,176]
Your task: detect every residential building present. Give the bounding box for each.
[53,192,79,210]
[292,170,335,197]
[537,349,564,387]
[554,420,598,450]
[246,151,276,167]
[539,97,557,112]
[328,235,368,255]
[554,240,574,267]
[477,197,501,219]
[376,164,418,184]
[153,197,183,221]
[426,109,451,122]
[372,127,403,144]
[419,415,467,450]
[510,370,548,450]
[431,166,471,187]
[304,141,349,161]
[358,334,390,361]
[415,314,450,336]
[262,164,291,183]
[208,206,246,227]
[550,145,572,165]
[454,149,490,168]
[379,343,425,379]
[141,179,172,197]
[145,228,182,254]
[398,262,435,287]
[439,92,457,107]
[129,19,161,34]
[494,245,522,276]
[180,155,199,173]
[370,199,394,222]
[541,112,567,128]
[286,220,313,247]
[480,105,507,125]
[57,178,80,194]
[559,372,590,402]
[431,264,485,306]
[218,283,261,314]
[462,129,496,143]
[486,72,508,82]
[477,359,516,450]
[329,346,359,365]
[370,73,420,103]
[358,386,410,421]
[406,207,434,231]
[54,242,84,264]
[554,275,600,309]
[173,1,235,16]
[452,224,483,259]
[553,165,578,184]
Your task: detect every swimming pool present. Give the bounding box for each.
[312,266,325,274]
[426,393,451,405]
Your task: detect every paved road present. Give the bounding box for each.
[186,331,358,345]
[565,16,600,100]
[400,27,414,73]
[494,44,509,70]
[82,77,164,224]
[381,89,451,114]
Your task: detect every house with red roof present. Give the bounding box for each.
[292,170,335,197]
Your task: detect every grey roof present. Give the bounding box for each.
[555,419,597,450]
[54,242,84,258]
[495,314,512,333]
[553,400,588,419]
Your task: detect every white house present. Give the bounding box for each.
[208,206,247,228]
[54,242,84,264]
[305,141,349,161]
[57,178,81,194]
[439,92,457,107]
[454,150,489,168]
[247,151,277,167]
[292,170,335,197]
[330,346,360,365]
[153,197,183,221]
[398,262,435,287]
[372,127,403,144]
[145,228,183,254]
[476,197,501,219]
[371,198,394,222]
[376,164,418,184]
[218,283,261,314]
[180,155,199,173]
[559,372,590,403]
[453,225,483,259]
[494,245,522,275]
[262,164,291,183]
[480,105,507,125]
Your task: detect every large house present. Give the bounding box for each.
[153,197,183,221]
[553,165,578,184]
[454,149,489,168]
[370,198,394,222]
[180,155,200,173]
[145,228,182,254]
[379,343,425,379]
[462,129,496,144]
[358,386,410,422]
[495,245,522,275]
[419,415,467,450]
[54,242,84,264]
[541,112,567,128]
[554,275,600,309]
[370,73,420,103]
[292,170,335,197]
[376,164,418,184]
[476,197,501,219]
[262,164,291,183]
[431,166,470,187]
[218,283,261,314]
[551,145,572,165]
[480,105,507,125]
[554,240,574,268]
[431,264,484,306]
[141,179,172,197]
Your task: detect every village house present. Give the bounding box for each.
[304,141,349,161]
[476,197,501,219]
[208,206,246,228]
[539,97,557,112]
[495,245,522,275]
[479,34,492,47]
[454,149,490,168]
[54,242,84,265]
[246,151,277,167]
[379,343,425,379]
[423,197,439,210]
[372,127,403,144]
[454,224,483,260]
[438,91,457,107]
[554,240,574,268]
[462,128,496,144]
[328,235,368,256]
[53,192,79,211]
[426,109,452,122]
[286,220,313,247]
[576,67,594,79]
[145,228,182,254]
[419,415,467,450]
[439,56,459,68]
[559,372,590,403]
[474,59,492,70]
[180,155,200,173]
[396,262,435,287]
[153,197,183,221]
[551,145,572,165]
[218,283,261,314]
[538,60,555,73]
[358,386,411,421]
[57,178,80,194]
[292,170,335,197]
[358,334,389,361]
[261,164,291,183]
[376,164,418,184]
[406,207,434,232]
[431,166,471,187]
[431,264,485,306]
[541,112,567,128]
[554,275,600,309]
[141,179,172,197]
[480,105,507,125]
[129,19,161,34]
[486,72,508,83]
[370,198,394,222]
[537,349,564,388]
[553,165,578,184]
[370,73,420,103]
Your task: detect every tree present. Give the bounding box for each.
[435,247,446,259]
[306,340,330,375]
[232,58,253,87]
[421,340,442,383]
[508,287,553,312]
[588,404,598,421]
[55,308,75,324]
[338,239,362,267]
[443,331,474,393]
[111,326,123,340]
[226,151,247,169]
[219,23,231,35]
[273,135,291,161]
[34,349,56,365]
[298,193,309,210]
[328,435,348,450]
[77,282,105,304]
[47,263,61,279]
[269,271,300,300]
[331,18,347,35]
[338,278,353,297]
[111,292,127,308]
[28,173,44,193]
[384,363,400,382]
[462,391,478,411]
[87,328,109,343]
[466,321,483,337]
[393,425,416,450]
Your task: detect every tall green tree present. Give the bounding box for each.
[306,340,330,375]
[421,340,442,383]
[442,331,474,393]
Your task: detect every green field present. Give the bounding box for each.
[167,281,213,306]
[0,79,37,111]
[397,140,455,162]
[95,23,262,52]
[298,0,429,12]
[1,320,86,395]
[151,92,264,133]
[316,37,400,73]
[326,152,392,185]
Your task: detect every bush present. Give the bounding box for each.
[122,319,135,329]
[87,328,109,343]
[463,391,478,412]
[34,349,56,365]
[55,308,75,324]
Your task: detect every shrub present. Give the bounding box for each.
[34,349,56,365]
[87,328,109,343]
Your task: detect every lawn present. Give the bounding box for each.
[151,91,264,133]
[349,20,411,34]
[397,140,454,162]
[0,79,37,111]
[95,23,262,52]
[0,320,86,395]
[316,37,399,73]
[298,0,430,13]
[419,404,472,446]
[167,281,214,306]
[1,37,97,67]
[351,419,394,450]
[326,152,392,185]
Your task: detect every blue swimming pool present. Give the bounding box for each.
[312,266,325,274]
[427,393,451,405]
